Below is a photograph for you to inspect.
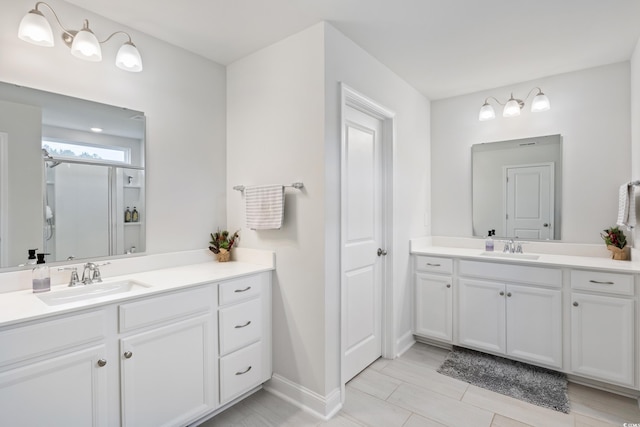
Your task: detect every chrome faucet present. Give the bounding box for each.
[503,239,524,254]
[58,267,81,287]
[81,262,110,284]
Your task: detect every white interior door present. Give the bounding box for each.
[342,104,384,382]
[0,133,7,266]
[504,163,554,239]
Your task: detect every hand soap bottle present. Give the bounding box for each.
[32,253,50,293]
[485,230,495,252]
[26,249,38,265]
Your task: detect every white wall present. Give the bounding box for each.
[0,0,227,263]
[227,22,430,404]
[631,40,640,247]
[431,62,631,243]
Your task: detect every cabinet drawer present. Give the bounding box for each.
[219,298,262,356]
[571,270,634,296]
[414,256,453,274]
[119,286,213,333]
[219,275,262,306]
[0,310,106,367]
[219,342,262,403]
[459,260,562,287]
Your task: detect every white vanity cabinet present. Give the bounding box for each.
[0,310,110,426]
[414,256,453,342]
[118,285,216,427]
[570,269,635,387]
[457,260,563,368]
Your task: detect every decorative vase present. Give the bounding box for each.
[607,245,629,261]
[216,248,231,262]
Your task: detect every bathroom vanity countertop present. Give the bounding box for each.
[410,241,640,273]
[0,260,274,328]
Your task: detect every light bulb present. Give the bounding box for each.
[116,42,143,72]
[479,103,496,121]
[18,9,54,47]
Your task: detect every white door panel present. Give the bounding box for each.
[505,163,554,239]
[342,105,383,382]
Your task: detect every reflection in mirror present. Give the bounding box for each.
[472,134,562,240]
[0,81,145,268]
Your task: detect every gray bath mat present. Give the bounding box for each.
[437,346,569,413]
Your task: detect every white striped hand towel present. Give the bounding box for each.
[617,183,636,229]
[245,185,285,230]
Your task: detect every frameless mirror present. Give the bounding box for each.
[472,134,562,240]
[0,81,145,268]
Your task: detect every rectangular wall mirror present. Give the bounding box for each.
[472,134,562,240]
[0,81,145,269]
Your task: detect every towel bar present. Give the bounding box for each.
[233,182,304,192]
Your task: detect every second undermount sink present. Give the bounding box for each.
[480,251,540,261]
[37,280,151,306]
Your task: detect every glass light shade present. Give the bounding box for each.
[531,93,550,112]
[503,99,521,117]
[479,103,496,121]
[18,10,54,47]
[116,42,143,72]
[71,29,102,62]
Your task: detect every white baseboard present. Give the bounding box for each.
[263,374,342,420]
[396,330,416,357]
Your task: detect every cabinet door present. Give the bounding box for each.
[0,345,108,427]
[506,285,562,368]
[458,278,506,354]
[415,273,452,342]
[571,293,634,387]
[120,315,215,427]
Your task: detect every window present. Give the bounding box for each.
[43,140,130,164]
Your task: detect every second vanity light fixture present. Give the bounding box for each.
[18,2,143,72]
[479,87,550,121]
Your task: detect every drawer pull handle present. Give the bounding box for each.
[235,286,252,293]
[588,280,614,285]
[123,351,133,359]
[97,359,107,367]
[235,366,252,375]
[235,321,252,329]
[426,263,441,267]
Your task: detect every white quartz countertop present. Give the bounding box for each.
[0,261,273,328]
[411,241,640,273]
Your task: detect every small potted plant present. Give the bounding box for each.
[601,226,629,260]
[209,229,239,262]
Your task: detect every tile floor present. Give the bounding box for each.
[201,343,640,426]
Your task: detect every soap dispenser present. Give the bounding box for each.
[32,253,50,293]
[132,206,139,222]
[26,249,38,265]
[124,207,132,223]
[485,230,495,252]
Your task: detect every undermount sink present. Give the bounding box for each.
[480,251,540,261]
[37,280,151,306]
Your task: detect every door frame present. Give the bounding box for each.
[340,84,396,392]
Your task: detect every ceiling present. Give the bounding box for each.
[64,0,640,100]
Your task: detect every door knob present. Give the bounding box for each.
[543,223,550,227]
[123,351,133,359]
[377,248,387,256]
[507,292,512,297]
[499,291,505,296]
[573,302,579,307]
[97,359,107,367]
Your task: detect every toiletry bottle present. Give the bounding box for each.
[26,249,38,265]
[485,230,494,252]
[32,253,50,293]
[132,207,139,222]
[124,207,132,223]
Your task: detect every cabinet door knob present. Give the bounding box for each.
[573,301,579,307]
[377,248,388,256]
[499,291,505,296]
[507,292,512,297]
[97,359,107,367]
[446,284,451,288]
[124,351,133,359]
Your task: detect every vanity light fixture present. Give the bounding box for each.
[479,87,550,121]
[18,2,143,72]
